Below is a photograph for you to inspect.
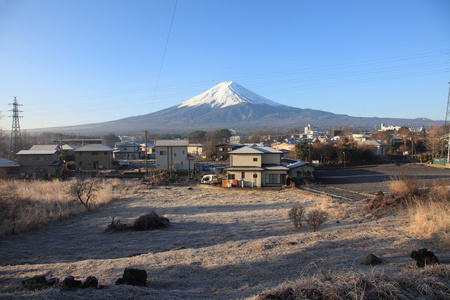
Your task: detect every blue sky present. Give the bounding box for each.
[0,0,449,131]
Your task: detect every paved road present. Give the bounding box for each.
[310,163,450,201]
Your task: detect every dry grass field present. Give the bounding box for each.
[0,178,448,299]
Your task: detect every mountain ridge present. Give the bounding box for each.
[26,82,442,134]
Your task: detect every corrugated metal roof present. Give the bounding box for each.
[30,145,59,151]
[155,140,189,147]
[17,145,60,155]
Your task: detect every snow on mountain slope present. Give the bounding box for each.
[178,81,282,109]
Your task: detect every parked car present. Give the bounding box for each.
[120,160,129,166]
[201,174,219,184]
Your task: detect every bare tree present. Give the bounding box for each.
[70,176,97,211]
[305,209,328,232]
[425,125,444,158]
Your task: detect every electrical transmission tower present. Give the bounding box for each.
[9,97,23,159]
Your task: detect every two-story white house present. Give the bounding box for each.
[225,145,289,187]
[154,140,195,172]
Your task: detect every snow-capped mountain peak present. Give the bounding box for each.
[178,81,282,109]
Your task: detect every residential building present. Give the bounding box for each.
[352,133,370,142]
[188,144,204,157]
[229,136,247,144]
[284,160,315,181]
[0,158,20,178]
[272,142,295,152]
[74,144,114,170]
[213,143,245,161]
[380,123,401,132]
[16,145,62,178]
[358,140,387,156]
[113,142,144,160]
[155,140,194,172]
[140,143,155,159]
[59,138,104,147]
[225,145,289,187]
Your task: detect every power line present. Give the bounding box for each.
[150,0,178,113]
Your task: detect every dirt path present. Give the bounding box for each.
[0,185,448,299]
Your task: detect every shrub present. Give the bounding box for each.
[305,209,328,232]
[288,205,305,229]
[389,174,421,200]
[104,211,170,232]
[132,211,170,231]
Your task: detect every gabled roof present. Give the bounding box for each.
[285,160,310,169]
[155,140,189,147]
[358,140,387,146]
[229,145,283,154]
[17,145,60,155]
[62,144,78,151]
[74,144,114,152]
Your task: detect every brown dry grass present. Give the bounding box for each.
[0,184,448,299]
[252,265,449,300]
[0,178,137,237]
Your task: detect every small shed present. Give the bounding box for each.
[285,160,315,181]
[0,158,20,178]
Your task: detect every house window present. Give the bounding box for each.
[228,148,233,151]
[265,174,280,184]
[182,150,185,154]
[91,151,99,156]
[104,152,107,155]
[181,161,183,166]
[228,173,235,180]
[253,157,258,161]
[124,148,127,151]
[253,174,258,178]
[241,172,245,179]
[174,153,176,157]
[160,151,166,155]
[219,148,223,151]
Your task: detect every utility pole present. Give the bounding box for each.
[446,82,450,164]
[9,97,23,159]
[144,130,148,174]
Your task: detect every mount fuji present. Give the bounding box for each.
[35,81,439,134]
